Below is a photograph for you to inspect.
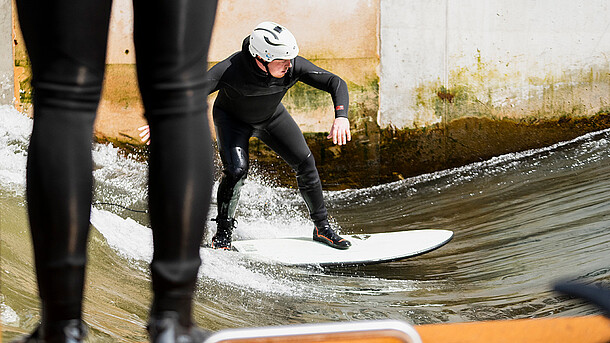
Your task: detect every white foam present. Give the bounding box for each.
[92,143,148,205]
[0,106,31,193]
[90,208,302,296]
[199,248,301,296]
[0,302,20,326]
[90,208,153,262]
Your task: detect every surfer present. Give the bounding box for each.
[208,21,352,250]
[14,1,217,342]
[140,21,352,251]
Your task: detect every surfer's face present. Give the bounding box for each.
[267,59,292,78]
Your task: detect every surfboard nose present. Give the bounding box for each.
[202,320,422,343]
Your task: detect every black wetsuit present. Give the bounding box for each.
[16,0,217,327]
[207,38,349,227]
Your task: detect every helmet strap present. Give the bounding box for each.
[255,56,271,75]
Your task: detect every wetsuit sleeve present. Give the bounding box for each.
[206,61,224,94]
[293,57,349,119]
[207,51,242,95]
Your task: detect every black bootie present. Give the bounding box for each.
[313,224,351,250]
[147,312,210,343]
[11,320,87,343]
[211,218,236,249]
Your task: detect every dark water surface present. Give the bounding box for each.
[1,107,608,342]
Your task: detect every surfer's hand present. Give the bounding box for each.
[138,125,151,145]
[327,117,351,146]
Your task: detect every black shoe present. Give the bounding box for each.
[147,312,210,343]
[211,218,236,250]
[313,225,351,250]
[11,320,87,343]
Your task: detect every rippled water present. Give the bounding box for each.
[1,106,609,342]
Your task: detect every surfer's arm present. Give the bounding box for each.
[293,57,351,145]
[294,57,349,118]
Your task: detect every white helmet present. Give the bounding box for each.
[249,22,299,62]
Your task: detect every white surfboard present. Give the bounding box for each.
[231,229,453,266]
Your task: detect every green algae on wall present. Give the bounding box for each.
[14,58,31,105]
[412,55,610,127]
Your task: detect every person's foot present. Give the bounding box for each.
[313,225,351,250]
[147,312,210,343]
[211,218,236,250]
[11,319,87,343]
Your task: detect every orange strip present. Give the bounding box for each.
[416,316,610,343]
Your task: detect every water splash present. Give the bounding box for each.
[0,106,31,193]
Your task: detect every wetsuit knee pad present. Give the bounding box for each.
[223,164,248,185]
[139,83,208,118]
[221,146,249,182]
[136,52,208,118]
[295,154,319,187]
[33,64,105,114]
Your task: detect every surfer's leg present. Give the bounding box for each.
[212,107,253,248]
[257,106,328,224]
[133,0,217,336]
[257,106,351,249]
[16,0,111,339]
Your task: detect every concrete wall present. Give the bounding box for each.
[106,0,135,64]
[0,0,13,105]
[380,0,610,128]
[11,0,610,130]
[106,0,379,64]
[103,0,380,133]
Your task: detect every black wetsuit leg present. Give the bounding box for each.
[16,0,113,324]
[17,0,217,327]
[133,0,217,325]
[254,105,329,226]
[213,106,252,220]
[213,104,329,226]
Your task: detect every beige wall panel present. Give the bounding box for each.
[209,0,379,62]
[105,0,379,63]
[106,0,136,64]
[380,0,610,128]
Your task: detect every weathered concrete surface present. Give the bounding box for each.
[380,0,610,128]
[103,0,379,64]
[11,0,379,133]
[0,0,13,105]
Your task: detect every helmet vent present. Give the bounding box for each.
[254,28,279,39]
[264,36,282,47]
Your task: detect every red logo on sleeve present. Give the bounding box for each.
[335,105,344,111]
